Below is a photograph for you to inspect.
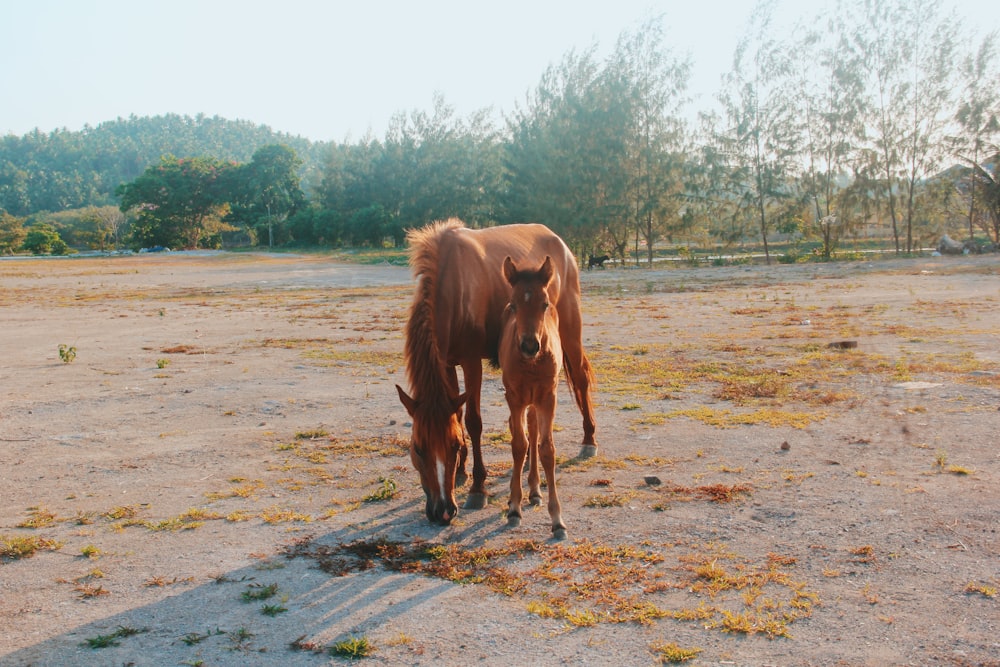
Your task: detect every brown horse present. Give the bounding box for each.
[498,255,567,540]
[395,219,597,525]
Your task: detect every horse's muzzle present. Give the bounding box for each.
[425,496,458,525]
[519,335,540,357]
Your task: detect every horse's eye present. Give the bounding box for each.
[508,302,517,313]
[543,301,550,311]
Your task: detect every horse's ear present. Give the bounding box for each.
[502,256,517,285]
[540,255,554,284]
[451,392,467,414]
[396,384,417,416]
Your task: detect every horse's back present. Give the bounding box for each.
[424,221,580,363]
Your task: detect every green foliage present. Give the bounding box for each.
[329,635,374,659]
[0,210,27,254]
[117,155,235,249]
[58,344,77,363]
[21,223,70,255]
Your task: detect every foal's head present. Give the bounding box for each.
[502,255,558,360]
[395,385,465,525]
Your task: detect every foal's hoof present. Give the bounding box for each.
[577,444,598,459]
[507,515,521,528]
[455,470,468,488]
[551,526,567,541]
[528,494,542,507]
[464,492,488,510]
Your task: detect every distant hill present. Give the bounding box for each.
[0,114,327,216]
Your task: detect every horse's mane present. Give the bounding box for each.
[403,219,464,402]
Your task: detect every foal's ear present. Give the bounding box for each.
[396,384,417,416]
[502,256,517,285]
[540,255,554,284]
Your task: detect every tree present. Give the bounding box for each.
[21,223,69,255]
[793,5,868,259]
[77,205,128,250]
[0,210,27,254]
[227,144,305,247]
[608,17,692,265]
[117,155,234,249]
[855,0,959,253]
[715,1,802,264]
[952,31,1000,240]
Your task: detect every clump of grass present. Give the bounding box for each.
[651,641,702,663]
[82,625,147,649]
[363,477,397,502]
[1,534,63,560]
[330,635,374,659]
[261,603,289,616]
[58,343,77,363]
[963,582,997,598]
[17,506,59,528]
[80,544,102,559]
[241,583,279,602]
[181,628,224,646]
[583,492,635,508]
[296,428,330,440]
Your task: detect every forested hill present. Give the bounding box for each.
[0,114,325,216]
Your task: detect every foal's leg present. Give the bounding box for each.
[526,406,542,507]
[506,408,528,527]
[460,361,488,509]
[536,395,566,540]
[558,311,598,458]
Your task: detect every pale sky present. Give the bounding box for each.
[2,0,998,142]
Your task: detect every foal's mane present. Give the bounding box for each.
[403,219,464,403]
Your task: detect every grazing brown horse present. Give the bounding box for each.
[395,219,597,525]
[498,255,567,540]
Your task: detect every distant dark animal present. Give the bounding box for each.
[587,254,610,269]
[498,255,567,540]
[395,219,597,526]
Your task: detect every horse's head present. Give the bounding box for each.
[502,255,558,359]
[395,385,466,525]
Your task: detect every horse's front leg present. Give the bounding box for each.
[461,361,488,509]
[537,396,566,540]
[526,406,542,507]
[506,409,528,527]
[446,365,469,488]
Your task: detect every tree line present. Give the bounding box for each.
[2,0,998,262]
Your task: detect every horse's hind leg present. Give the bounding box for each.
[560,327,598,458]
[526,406,542,506]
[506,409,528,527]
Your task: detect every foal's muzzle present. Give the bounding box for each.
[519,335,540,357]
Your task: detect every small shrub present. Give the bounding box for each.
[330,635,374,659]
[58,344,77,363]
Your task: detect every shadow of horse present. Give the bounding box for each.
[1,500,515,666]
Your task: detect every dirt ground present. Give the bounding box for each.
[0,251,997,667]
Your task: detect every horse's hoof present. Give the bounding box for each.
[528,495,542,507]
[464,492,488,510]
[507,515,521,528]
[577,444,598,459]
[551,527,567,541]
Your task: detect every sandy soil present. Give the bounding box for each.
[0,251,998,667]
